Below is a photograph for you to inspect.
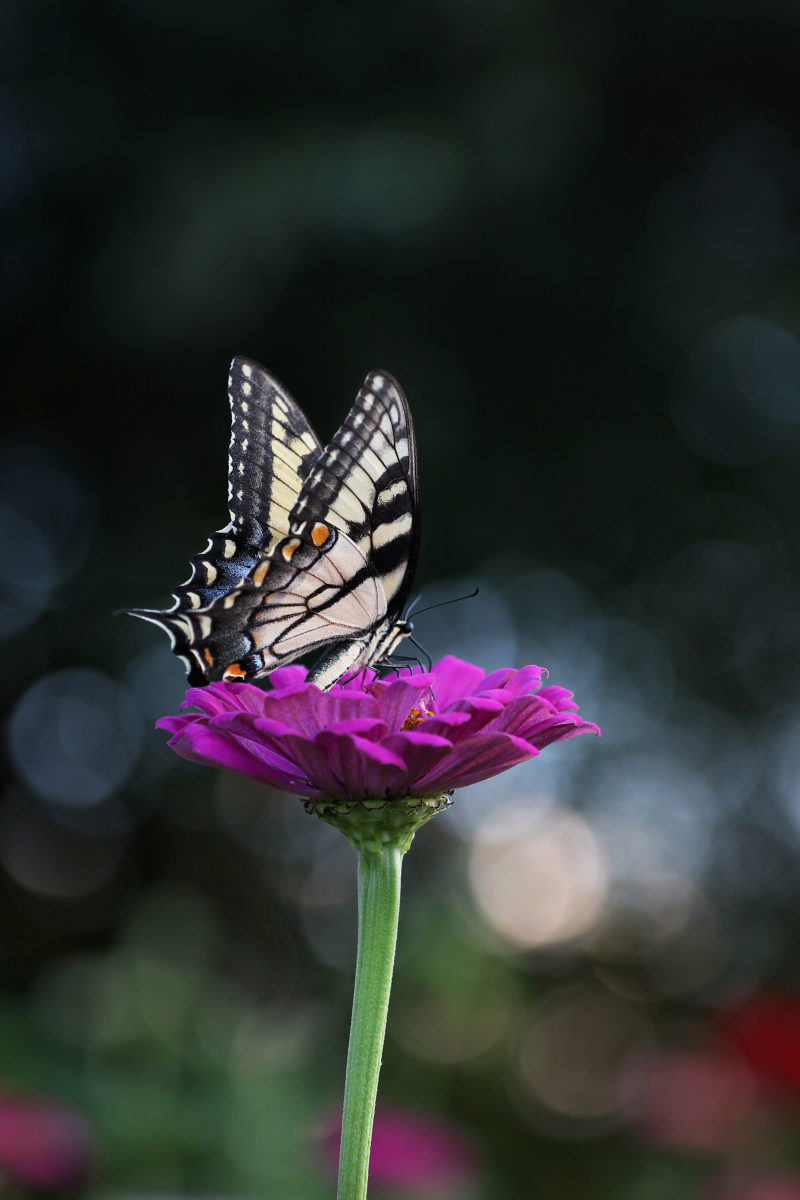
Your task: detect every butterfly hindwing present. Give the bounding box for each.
[188,523,388,682]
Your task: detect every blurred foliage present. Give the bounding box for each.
[3,0,800,1197]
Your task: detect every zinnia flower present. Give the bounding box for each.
[618,1049,760,1155]
[0,1088,96,1192]
[320,1104,479,1195]
[156,655,599,800]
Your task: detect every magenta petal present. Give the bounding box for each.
[166,721,320,794]
[371,678,434,731]
[156,713,197,736]
[179,683,240,717]
[248,692,320,736]
[415,732,539,792]
[536,684,578,711]
[416,711,474,740]
[531,715,601,747]
[215,713,296,741]
[446,696,505,735]
[313,691,380,728]
[265,732,348,795]
[485,695,559,737]
[266,665,310,691]
[488,664,547,699]
[431,657,488,708]
[316,717,390,742]
[314,730,408,798]
[382,732,453,784]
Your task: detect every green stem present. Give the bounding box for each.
[303,796,452,1200]
[338,840,404,1200]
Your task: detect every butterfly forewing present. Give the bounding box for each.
[226,357,322,553]
[291,370,420,621]
[123,357,322,682]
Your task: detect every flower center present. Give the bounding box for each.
[401,705,435,731]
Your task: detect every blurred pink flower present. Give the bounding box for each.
[618,1048,760,1155]
[707,1173,800,1200]
[0,1089,95,1191]
[320,1104,479,1194]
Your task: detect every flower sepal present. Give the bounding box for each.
[304,794,453,854]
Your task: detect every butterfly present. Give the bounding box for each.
[124,356,420,690]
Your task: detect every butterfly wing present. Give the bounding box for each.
[294,369,419,622]
[124,356,322,681]
[185,370,419,685]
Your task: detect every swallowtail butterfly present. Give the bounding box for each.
[124,357,420,690]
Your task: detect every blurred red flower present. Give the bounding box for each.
[721,991,800,1094]
[0,1089,95,1191]
[320,1104,478,1195]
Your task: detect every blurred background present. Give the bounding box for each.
[3,2,800,1198]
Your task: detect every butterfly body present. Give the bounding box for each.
[125,358,419,689]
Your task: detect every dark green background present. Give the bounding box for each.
[3,3,800,1197]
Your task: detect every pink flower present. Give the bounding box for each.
[619,1049,760,1154]
[320,1105,478,1194]
[0,1089,95,1191]
[156,655,599,800]
[707,1173,800,1200]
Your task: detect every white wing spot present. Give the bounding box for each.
[202,561,218,584]
[242,363,252,378]
[242,381,252,396]
[224,539,237,558]
[372,374,385,389]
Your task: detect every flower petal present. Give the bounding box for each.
[313,691,380,728]
[414,731,539,792]
[381,732,454,786]
[314,730,409,798]
[536,684,578,711]
[446,696,505,735]
[431,657,488,709]
[163,719,321,794]
[266,665,310,692]
[482,663,547,699]
[371,678,435,732]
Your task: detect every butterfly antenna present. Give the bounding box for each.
[407,634,432,672]
[407,587,479,621]
[404,592,425,619]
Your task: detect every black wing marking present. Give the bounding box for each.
[291,370,420,621]
[123,357,322,679]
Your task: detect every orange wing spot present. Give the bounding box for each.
[282,538,301,561]
[252,560,270,586]
[311,522,330,547]
[223,662,247,681]
[203,648,214,667]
